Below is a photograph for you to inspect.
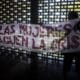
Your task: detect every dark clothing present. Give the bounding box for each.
[63,52,80,80]
[63,53,80,73]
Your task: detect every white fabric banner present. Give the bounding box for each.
[0,19,80,53]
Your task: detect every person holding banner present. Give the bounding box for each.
[63,11,80,79]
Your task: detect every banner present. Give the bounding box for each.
[0,19,80,53]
